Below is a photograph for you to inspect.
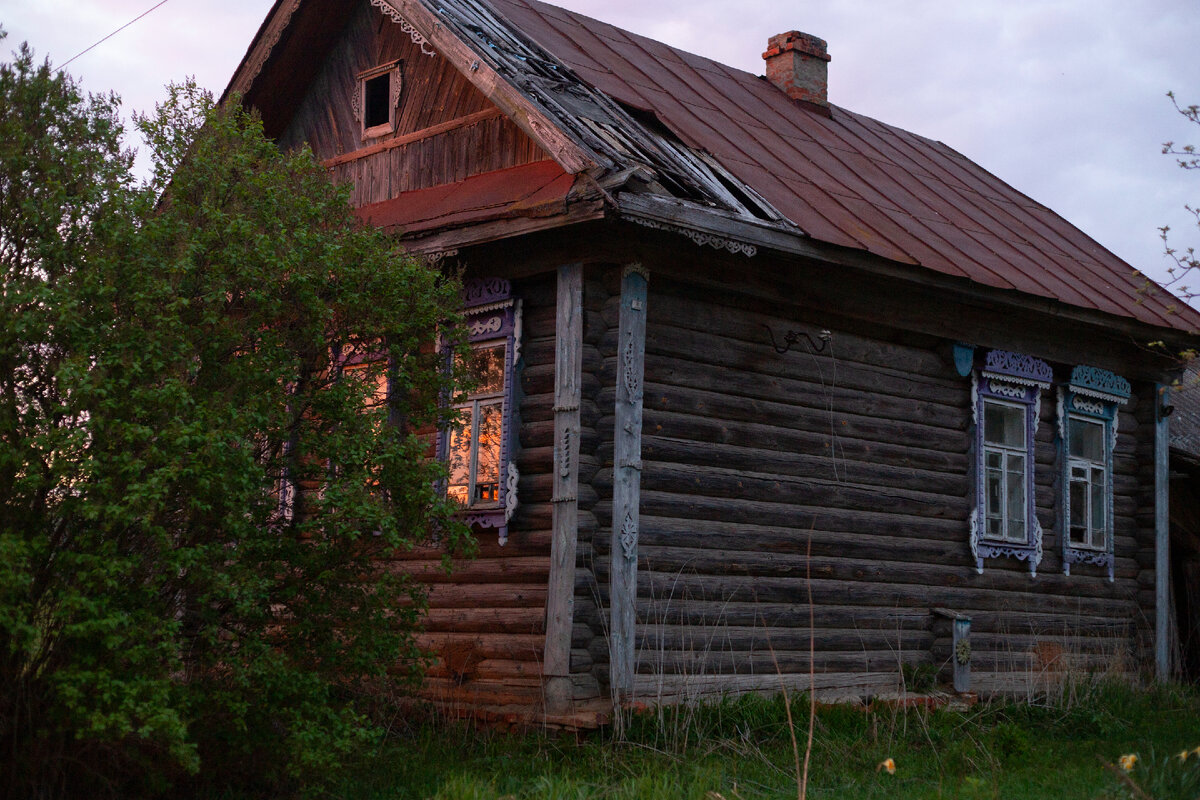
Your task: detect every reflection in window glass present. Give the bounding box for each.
[343,362,388,408]
[1067,414,1108,551]
[475,402,502,504]
[1069,418,1104,461]
[984,402,1025,448]
[474,345,506,397]
[448,343,506,509]
[447,407,473,506]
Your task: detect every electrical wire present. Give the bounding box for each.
[60,0,175,70]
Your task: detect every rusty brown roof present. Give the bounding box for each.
[487,0,1200,333]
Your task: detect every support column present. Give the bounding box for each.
[544,263,583,712]
[610,264,648,697]
[1155,383,1171,681]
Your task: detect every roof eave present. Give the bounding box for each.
[617,192,1200,358]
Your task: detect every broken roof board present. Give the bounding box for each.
[225,0,1200,334]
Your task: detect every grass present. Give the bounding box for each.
[325,680,1200,800]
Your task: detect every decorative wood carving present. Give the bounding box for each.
[239,0,301,92]
[610,264,649,694]
[463,277,512,307]
[628,216,758,257]
[435,277,520,545]
[545,263,583,684]
[970,355,1046,576]
[620,512,638,561]
[1060,365,1127,581]
[1069,365,1132,403]
[981,349,1052,388]
[369,0,436,56]
[622,338,640,406]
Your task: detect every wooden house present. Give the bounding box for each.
[223,0,1200,724]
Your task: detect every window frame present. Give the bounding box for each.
[1058,365,1130,582]
[437,277,522,545]
[354,59,403,140]
[970,349,1052,575]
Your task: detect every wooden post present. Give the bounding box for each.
[544,263,583,712]
[932,607,971,693]
[610,264,649,696]
[1155,383,1171,681]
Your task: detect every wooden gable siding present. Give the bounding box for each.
[572,258,1153,701]
[278,0,549,208]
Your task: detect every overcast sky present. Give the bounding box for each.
[5,0,1199,296]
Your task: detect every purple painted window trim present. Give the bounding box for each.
[972,355,1048,576]
[437,278,521,545]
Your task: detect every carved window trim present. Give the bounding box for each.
[1057,366,1130,582]
[970,349,1051,575]
[437,278,522,545]
[355,59,403,140]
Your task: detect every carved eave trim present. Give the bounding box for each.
[225,0,302,98]
[369,0,436,55]
[627,216,758,257]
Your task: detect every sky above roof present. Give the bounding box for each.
[6,0,1199,300]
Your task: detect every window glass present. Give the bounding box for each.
[1089,466,1106,547]
[1069,417,1105,461]
[1005,453,1025,541]
[1069,473,1087,536]
[475,402,502,504]
[447,344,507,510]
[1066,414,1110,551]
[986,465,1003,535]
[984,402,1025,448]
[472,344,506,397]
[447,407,473,507]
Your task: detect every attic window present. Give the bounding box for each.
[356,60,403,139]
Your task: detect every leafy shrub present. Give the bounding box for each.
[0,42,468,798]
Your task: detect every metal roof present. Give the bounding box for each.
[355,160,575,234]
[485,0,1200,332]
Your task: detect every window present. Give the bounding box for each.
[355,60,403,139]
[982,400,1028,543]
[438,278,522,544]
[1059,365,1130,581]
[447,343,506,508]
[970,349,1052,575]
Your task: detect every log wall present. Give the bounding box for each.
[582,265,1155,702]
[384,274,556,715]
[279,0,548,207]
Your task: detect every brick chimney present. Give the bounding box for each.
[762,31,830,106]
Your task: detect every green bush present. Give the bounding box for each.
[0,40,469,798]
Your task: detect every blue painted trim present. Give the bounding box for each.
[1069,365,1131,402]
[953,343,975,377]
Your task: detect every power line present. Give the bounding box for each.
[61,0,175,70]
